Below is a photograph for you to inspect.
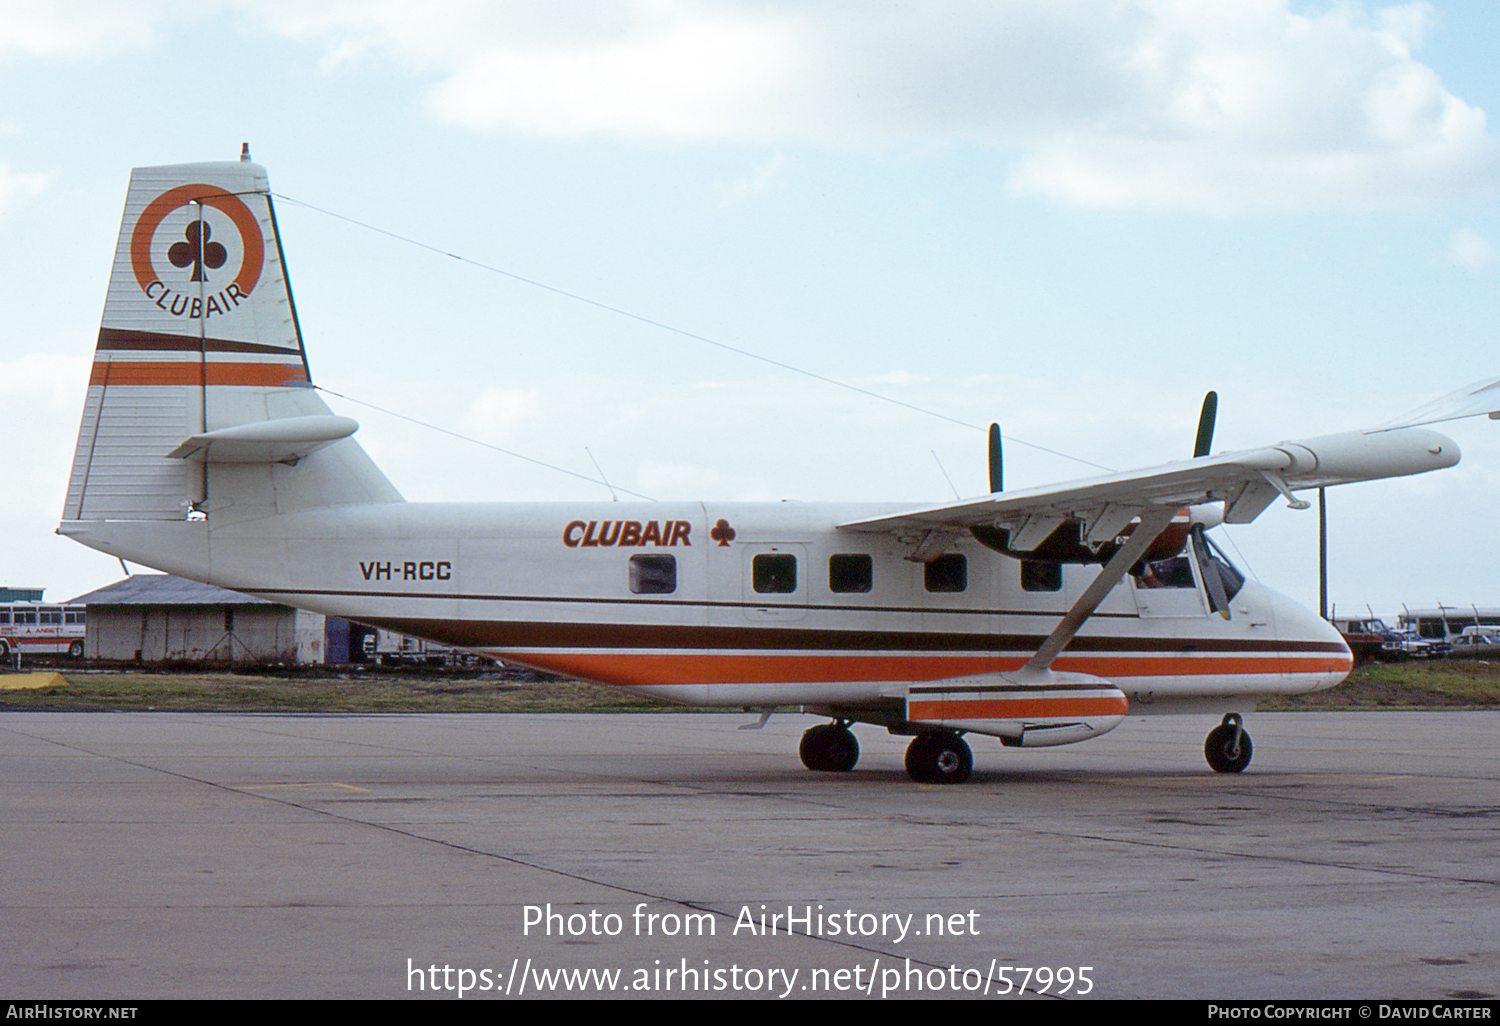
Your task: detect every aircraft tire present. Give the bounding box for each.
[905,731,972,785]
[1204,722,1253,773]
[799,723,859,773]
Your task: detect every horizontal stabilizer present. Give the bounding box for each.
[167,415,359,464]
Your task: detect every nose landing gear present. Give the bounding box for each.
[1205,713,1252,773]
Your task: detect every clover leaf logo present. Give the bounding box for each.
[167,220,227,282]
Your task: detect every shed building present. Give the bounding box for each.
[70,575,354,664]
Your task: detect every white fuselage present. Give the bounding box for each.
[63,498,1352,713]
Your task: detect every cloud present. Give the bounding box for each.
[0,160,45,216]
[1005,1,1495,212]
[462,384,544,441]
[1446,227,1496,271]
[0,0,181,58]
[3,1,1493,214]
[710,153,787,210]
[256,0,1494,215]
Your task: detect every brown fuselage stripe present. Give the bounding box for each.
[358,615,1349,656]
[478,651,1351,687]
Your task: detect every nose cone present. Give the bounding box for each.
[1264,586,1353,692]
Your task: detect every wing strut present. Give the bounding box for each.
[1024,506,1176,674]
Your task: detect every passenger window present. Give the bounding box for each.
[1021,560,1062,592]
[828,554,873,594]
[630,554,677,594]
[924,553,967,593]
[753,553,798,594]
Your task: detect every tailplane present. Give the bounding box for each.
[63,156,399,526]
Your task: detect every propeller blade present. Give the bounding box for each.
[1194,391,1218,458]
[988,422,1003,493]
[1191,523,1232,620]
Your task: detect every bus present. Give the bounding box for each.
[1399,607,1500,646]
[0,604,87,660]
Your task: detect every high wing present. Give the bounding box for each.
[840,424,1462,543]
[837,387,1497,681]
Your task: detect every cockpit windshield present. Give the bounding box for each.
[1198,534,1245,603]
[1132,531,1245,608]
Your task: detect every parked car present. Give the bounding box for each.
[1387,629,1446,659]
[1331,617,1408,663]
[1448,627,1500,659]
[1331,617,1447,662]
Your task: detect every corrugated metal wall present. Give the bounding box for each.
[86,605,326,663]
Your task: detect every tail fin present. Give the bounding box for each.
[63,158,399,524]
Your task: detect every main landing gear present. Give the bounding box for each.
[799,722,975,784]
[904,730,973,785]
[799,721,860,773]
[1204,713,1253,773]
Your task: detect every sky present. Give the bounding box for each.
[1,0,1496,623]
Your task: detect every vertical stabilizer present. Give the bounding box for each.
[63,160,399,524]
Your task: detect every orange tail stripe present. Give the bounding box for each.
[90,361,307,387]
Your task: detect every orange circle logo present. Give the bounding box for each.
[130,184,264,303]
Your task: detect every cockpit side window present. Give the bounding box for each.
[1135,555,1196,589]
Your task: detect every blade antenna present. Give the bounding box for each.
[931,451,961,500]
[585,447,618,502]
[1194,391,1218,458]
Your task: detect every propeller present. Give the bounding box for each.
[988,423,1003,493]
[1190,392,1231,618]
[1190,523,1232,620]
[1194,390,1218,458]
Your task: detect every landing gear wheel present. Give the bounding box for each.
[905,730,973,784]
[1205,713,1252,773]
[799,722,860,773]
